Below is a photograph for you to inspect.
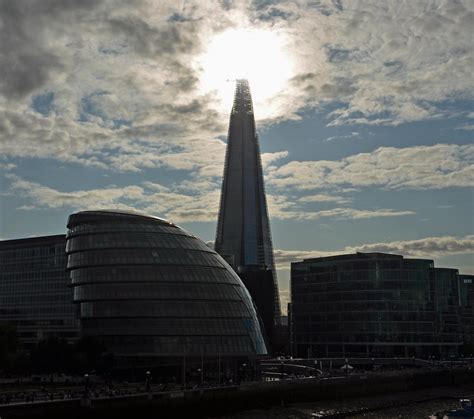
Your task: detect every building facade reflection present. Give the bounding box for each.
[66,210,267,371]
[290,252,462,358]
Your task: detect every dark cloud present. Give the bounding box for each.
[291,72,355,99]
[0,2,60,98]
[0,0,473,175]
[163,61,200,92]
[290,72,316,85]
[307,0,344,16]
[106,16,201,57]
[256,6,296,22]
[0,0,103,99]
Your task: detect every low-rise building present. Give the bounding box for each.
[459,274,474,352]
[290,252,462,358]
[0,235,78,348]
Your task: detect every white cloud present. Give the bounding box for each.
[0,163,16,171]
[277,0,474,125]
[274,235,474,267]
[6,174,220,223]
[6,174,414,224]
[266,193,414,221]
[278,289,290,315]
[0,0,473,176]
[298,193,352,204]
[261,151,289,169]
[353,235,474,257]
[456,124,474,131]
[268,143,474,191]
[7,174,149,211]
[323,132,360,142]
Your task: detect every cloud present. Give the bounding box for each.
[6,174,220,223]
[6,174,414,224]
[278,289,290,315]
[286,0,474,125]
[456,124,474,131]
[273,235,474,267]
[7,174,149,211]
[261,151,289,169]
[323,132,360,142]
[352,235,474,257]
[268,143,474,191]
[0,0,231,176]
[0,0,473,178]
[0,163,16,171]
[298,193,352,204]
[266,193,414,221]
[0,106,227,175]
[275,206,414,221]
[0,1,68,99]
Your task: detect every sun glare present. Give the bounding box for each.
[197,28,293,117]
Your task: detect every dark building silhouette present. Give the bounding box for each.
[66,210,267,372]
[290,252,462,358]
[459,274,474,351]
[215,79,281,339]
[0,235,78,348]
[238,267,275,348]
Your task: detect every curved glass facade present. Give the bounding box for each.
[66,210,267,358]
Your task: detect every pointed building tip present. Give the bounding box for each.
[236,78,250,88]
[231,78,254,114]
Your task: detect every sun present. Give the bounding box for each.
[196,28,294,118]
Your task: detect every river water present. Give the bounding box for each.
[222,386,473,418]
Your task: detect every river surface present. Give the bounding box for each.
[221,385,474,418]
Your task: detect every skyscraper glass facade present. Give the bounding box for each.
[291,253,462,358]
[0,235,78,347]
[66,210,267,361]
[215,79,281,324]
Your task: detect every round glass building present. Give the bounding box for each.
[66,210,267,371]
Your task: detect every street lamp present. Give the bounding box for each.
[145,371,151,393]
[344,358,349,377]
[242,363,247,382]
[197,368,203,387]
[84,374,89,394]
[80,373,91,408]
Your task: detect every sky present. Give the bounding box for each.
[0,0,473,313]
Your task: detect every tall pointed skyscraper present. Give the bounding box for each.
[215,79,281,326]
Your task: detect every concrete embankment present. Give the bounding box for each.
[1,368,474,418]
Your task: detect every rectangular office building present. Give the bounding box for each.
[0,235,78,348]
[459,274,474,351]
[290,252,462,359]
